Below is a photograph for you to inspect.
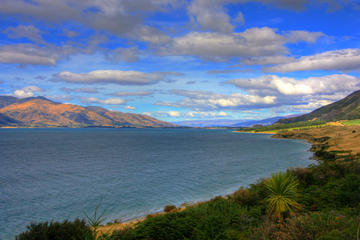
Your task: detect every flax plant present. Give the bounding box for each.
[264,172,302,219]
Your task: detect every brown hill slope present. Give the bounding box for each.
[0,96,176,128]
[277,90,360,124]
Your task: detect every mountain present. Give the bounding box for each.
[0,96,176,128]
[0,96,20,108]
[277,90,360,124]
[0,113,20,126]
[174,116,287,127]
[230,116,288,127]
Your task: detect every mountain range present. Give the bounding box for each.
[2,90,359,128]
[0,96,176,128]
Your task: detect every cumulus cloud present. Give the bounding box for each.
[0,44,57,66]
[159,27,323,61]
[156,89,277,110]
[110,91,152,97]
[13,85,43,98]
[188,0,234,33]
[54,70,178,85]
[0,36,108,66]
[228,74,360,96]
[81,97,126,105]
[0,0,179,39]
[186,0,351,35]
[265,48,360,72]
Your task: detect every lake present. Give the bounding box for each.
[0,128,313,239]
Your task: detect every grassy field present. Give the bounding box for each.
[237,120,326,134]
[343,119,360,126]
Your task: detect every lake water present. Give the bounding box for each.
[0,128,313,239]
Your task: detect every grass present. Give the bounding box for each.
[343,119,360,126]
[237,120,326,133]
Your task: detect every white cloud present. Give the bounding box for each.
[81,97,125,105]
[0,44,57,65]
[186,111,228,118]
[167,111,181,117]
[14,86,43,98]
[186,0,328,33]
[145,110,181,118]
[0,0,179,39]
[156,89,277,110]
[144,110,229,119]
[188,0,234,33]
[159,27,323,61]
[266,49,360,72]
[124,106,136,110]
[54,70,174,85]
[228,74,360,96]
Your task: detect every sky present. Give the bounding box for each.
[0,0,360,122]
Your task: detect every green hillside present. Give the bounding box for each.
[277,90,360,124]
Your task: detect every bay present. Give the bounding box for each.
[0,128,313,239]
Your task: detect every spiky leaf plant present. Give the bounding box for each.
[265,171,301,219]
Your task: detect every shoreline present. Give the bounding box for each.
[97,128,327,235]
[98,125,360,235]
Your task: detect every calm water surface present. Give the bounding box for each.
[0,128,313,239]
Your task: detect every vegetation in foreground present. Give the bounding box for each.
[17,134,360,240]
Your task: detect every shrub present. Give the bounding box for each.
[163,205,177,213]
[16,219,93,240]
[250,211,359,240]
[231,188,257,206]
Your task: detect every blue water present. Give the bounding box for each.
[0,128,313,239]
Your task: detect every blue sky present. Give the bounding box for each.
[1,0,360,122]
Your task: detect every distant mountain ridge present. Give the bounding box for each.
[0,96,176,128]
[277,90,360,124]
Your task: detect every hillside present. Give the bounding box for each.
[0,96,176,128]
[277,90,360,124]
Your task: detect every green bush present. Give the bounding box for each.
[250,211,359,240]
[16,219,93,240]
